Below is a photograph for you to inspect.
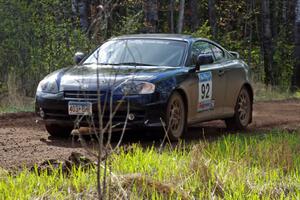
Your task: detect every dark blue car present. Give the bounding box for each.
[36,34,253,140]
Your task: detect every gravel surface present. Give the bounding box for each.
[1,100,300,169]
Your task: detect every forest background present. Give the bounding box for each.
[0,0,299,107]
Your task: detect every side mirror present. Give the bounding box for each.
[229,51,240,59]
[195,54,214,71]
[74,52,85,64]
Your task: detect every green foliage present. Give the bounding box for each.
[189,21,212,39]
[1,131,300,199]
[112,11,144,36]
[0,0,92,96]
[273,38,295,89]
[208,0,295,89]
[0,0,297,96]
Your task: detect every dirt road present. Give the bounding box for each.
[1,100,300,169]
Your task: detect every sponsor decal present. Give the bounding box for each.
[198,71,214,112]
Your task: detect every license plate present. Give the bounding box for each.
[68,101,92,115]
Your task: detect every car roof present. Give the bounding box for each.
[112,34,195,42]
[109,34,225,51]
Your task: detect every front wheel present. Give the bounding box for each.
[165,91,187,141]
[45,124,72,138]
[225,87,252,130]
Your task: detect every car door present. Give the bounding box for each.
[221,52,248,115]
[191,40,227,121]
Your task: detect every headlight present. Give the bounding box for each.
[37,78,59,94]
[121,81,155,95]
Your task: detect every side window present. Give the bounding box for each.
[210,44,225,62]
[191,41,213,65]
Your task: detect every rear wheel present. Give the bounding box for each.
[225,87,252,130]
[45,124,72,138]
[165,92,186,141]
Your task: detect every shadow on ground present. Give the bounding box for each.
[40,120,232,149]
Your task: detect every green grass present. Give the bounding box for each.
[0,104,34,114]
[253,82,300,101]
[0,96,34,114]
[1,130,300,199]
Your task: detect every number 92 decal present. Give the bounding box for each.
[201,82,210,99]
[198,71,214,112]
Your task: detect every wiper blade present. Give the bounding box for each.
[111,62,154,66]
[82,63,95,65]
[83,63,115,65]
[83,62,155,66]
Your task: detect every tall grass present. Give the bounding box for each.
[0,96,34,114]
[253,82,300,101]
[0,104,34,114]
[1,130,300,199]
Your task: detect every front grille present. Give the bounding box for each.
[64,90,110,101]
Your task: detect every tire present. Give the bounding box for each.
[225,87,252,130]
[45,124,72,138]
[165,91,187,140]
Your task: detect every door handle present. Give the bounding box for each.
[218,69,226,76]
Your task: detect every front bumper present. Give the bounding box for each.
[35,91,166,128]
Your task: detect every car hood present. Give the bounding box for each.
[58,64,183,91]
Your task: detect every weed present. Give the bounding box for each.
[1,130,300,199]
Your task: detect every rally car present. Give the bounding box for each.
[35,34,253,140]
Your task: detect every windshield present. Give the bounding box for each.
[83,39,187,67]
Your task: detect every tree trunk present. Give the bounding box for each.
[143,0,159,33]
[270,1,278,41]
[177,0,185,34]
[168,0,175,33]
[208,0,217,38]
[282,0,287,24]
[72,0,90,32]
[261,0,275,85]
[246,0,254,66]
[190,0,199,32]
[293,0,300,90]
